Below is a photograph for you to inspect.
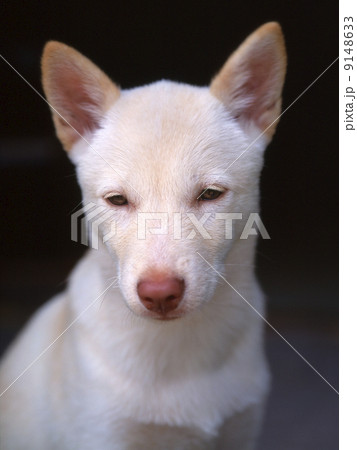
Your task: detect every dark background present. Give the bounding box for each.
[0,1,338,448]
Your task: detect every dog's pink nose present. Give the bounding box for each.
[137,277,184,315]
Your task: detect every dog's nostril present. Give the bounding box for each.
[137,277,184,315]
[142,297,156,311]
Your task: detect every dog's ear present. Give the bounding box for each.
[210,22,286,141]
[42,42,120,151]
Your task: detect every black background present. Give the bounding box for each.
[1,0,338,317]
[0,2,339,448]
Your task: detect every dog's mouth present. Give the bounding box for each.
[152,315,182,321]
[138,307,187,321]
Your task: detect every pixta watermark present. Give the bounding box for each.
[71,203,270,249]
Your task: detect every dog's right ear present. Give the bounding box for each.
[210,22,286,142]
[42,42,120,151]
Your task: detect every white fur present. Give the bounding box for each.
[0,23,286,449]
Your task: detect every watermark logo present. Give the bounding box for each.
[71,202,117,249]
[71,203,270,249]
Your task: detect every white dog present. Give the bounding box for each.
[0,22,286,449]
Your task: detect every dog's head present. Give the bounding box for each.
[42,23,286,320]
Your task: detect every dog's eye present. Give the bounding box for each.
[199,189,223,201]
[106,194,128,206]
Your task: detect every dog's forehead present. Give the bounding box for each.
[110,82,219,146]
[80,80,257,201]
[99,80,243,172]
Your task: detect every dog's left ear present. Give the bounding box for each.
[42,42,120,151]
[210,22,287,141]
